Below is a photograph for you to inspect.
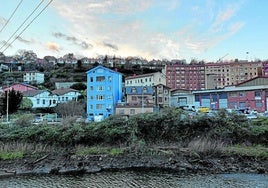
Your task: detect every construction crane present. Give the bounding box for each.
[216,53,229,63]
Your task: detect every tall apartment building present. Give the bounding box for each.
[86,65,123,121]
[165,62,205,90]
[205,60,263,89]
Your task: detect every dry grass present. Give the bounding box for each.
[0,142,54,154]
[187,137,226,155]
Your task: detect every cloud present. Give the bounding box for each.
[0,17,6,27]
[103,42,118,51]
[49,0,245,61]
[17,36,31,44]
[46,42,59,52]
[52,32,92,49]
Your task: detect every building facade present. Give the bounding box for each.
[22,90,57,108]
[125,72,166,87]
[205,60,263,89]
[153,84,171,108]
[165,62,205,90]
[86,65,123,121]
[23,72,45,84]
[51,88,81,104]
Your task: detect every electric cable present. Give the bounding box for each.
[1,0,53,54]
[0,0,23,33]
[0,0,45,51]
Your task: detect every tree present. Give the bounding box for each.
[54,101,85,118]
[77,59,82,69]
[19,98,33,110]
[0,89,23,114]
[70,82,87,91]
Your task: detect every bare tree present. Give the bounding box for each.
[54,101,85,118]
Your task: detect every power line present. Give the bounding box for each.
[0,0,23,33]
[1,0,53,54]
[0,0,45,51]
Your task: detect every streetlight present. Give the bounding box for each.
[6,89,9,124]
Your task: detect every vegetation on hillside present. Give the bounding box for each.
[0,108,267,147]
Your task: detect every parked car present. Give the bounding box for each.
[246,114,258,120]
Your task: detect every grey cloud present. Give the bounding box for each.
[52,32,92,49]
[66,36,78,42]
[17,36,31,44]
[0,17,6,26]
[103,42,118,51]
[52,32,65,38]
[80,41,92,49]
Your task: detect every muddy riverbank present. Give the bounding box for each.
[0,148,267,177]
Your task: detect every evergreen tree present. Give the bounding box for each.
[1,89,23,114]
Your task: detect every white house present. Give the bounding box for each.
[51,88,81,103]
[23,72,45,84]
[125,72,166,87]
[22,90,57,108]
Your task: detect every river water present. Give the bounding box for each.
[0,171,267,188]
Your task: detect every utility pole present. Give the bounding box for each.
[141,82,144,113]
[6,89,9,124]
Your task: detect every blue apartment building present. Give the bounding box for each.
[86,66,123,121]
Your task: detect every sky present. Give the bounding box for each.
[0,0,267,62]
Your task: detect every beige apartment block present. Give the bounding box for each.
[205,60,263,89]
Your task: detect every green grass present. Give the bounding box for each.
[250,122,268,135]
[224,145,268,158]
[0,151,24,160]
[76,146,125,156]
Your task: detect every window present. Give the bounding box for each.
[143,86,148,93]
[97,86,104,91]
[132,96,137,101]
[90,96,93,100]
[178,97,187,106]
[96,76,105,82]
[107,86,111,91]
[90,86,93,90]
[130,109,135,114]
[62,97,64,101]
[131,87,137,93]
[229,92,238,97]
[90,105,93,109]
[96,104,104,109]
[255,91,262,98]
[239,102,246,108]
[158,97,163,102]
[43,99,45,105]
[256,100,262,107]
[37,99,40,104]
[239,92,245,97]
[96,95,105,100]
[66,97,68,101]
[118,109,125,114]
[90,77,93,82]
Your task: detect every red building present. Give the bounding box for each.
[165,62,205,90]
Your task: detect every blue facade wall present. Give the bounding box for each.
[86,66,122,121]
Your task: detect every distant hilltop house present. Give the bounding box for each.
[86,65,123,122]
[23,72,45,84]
